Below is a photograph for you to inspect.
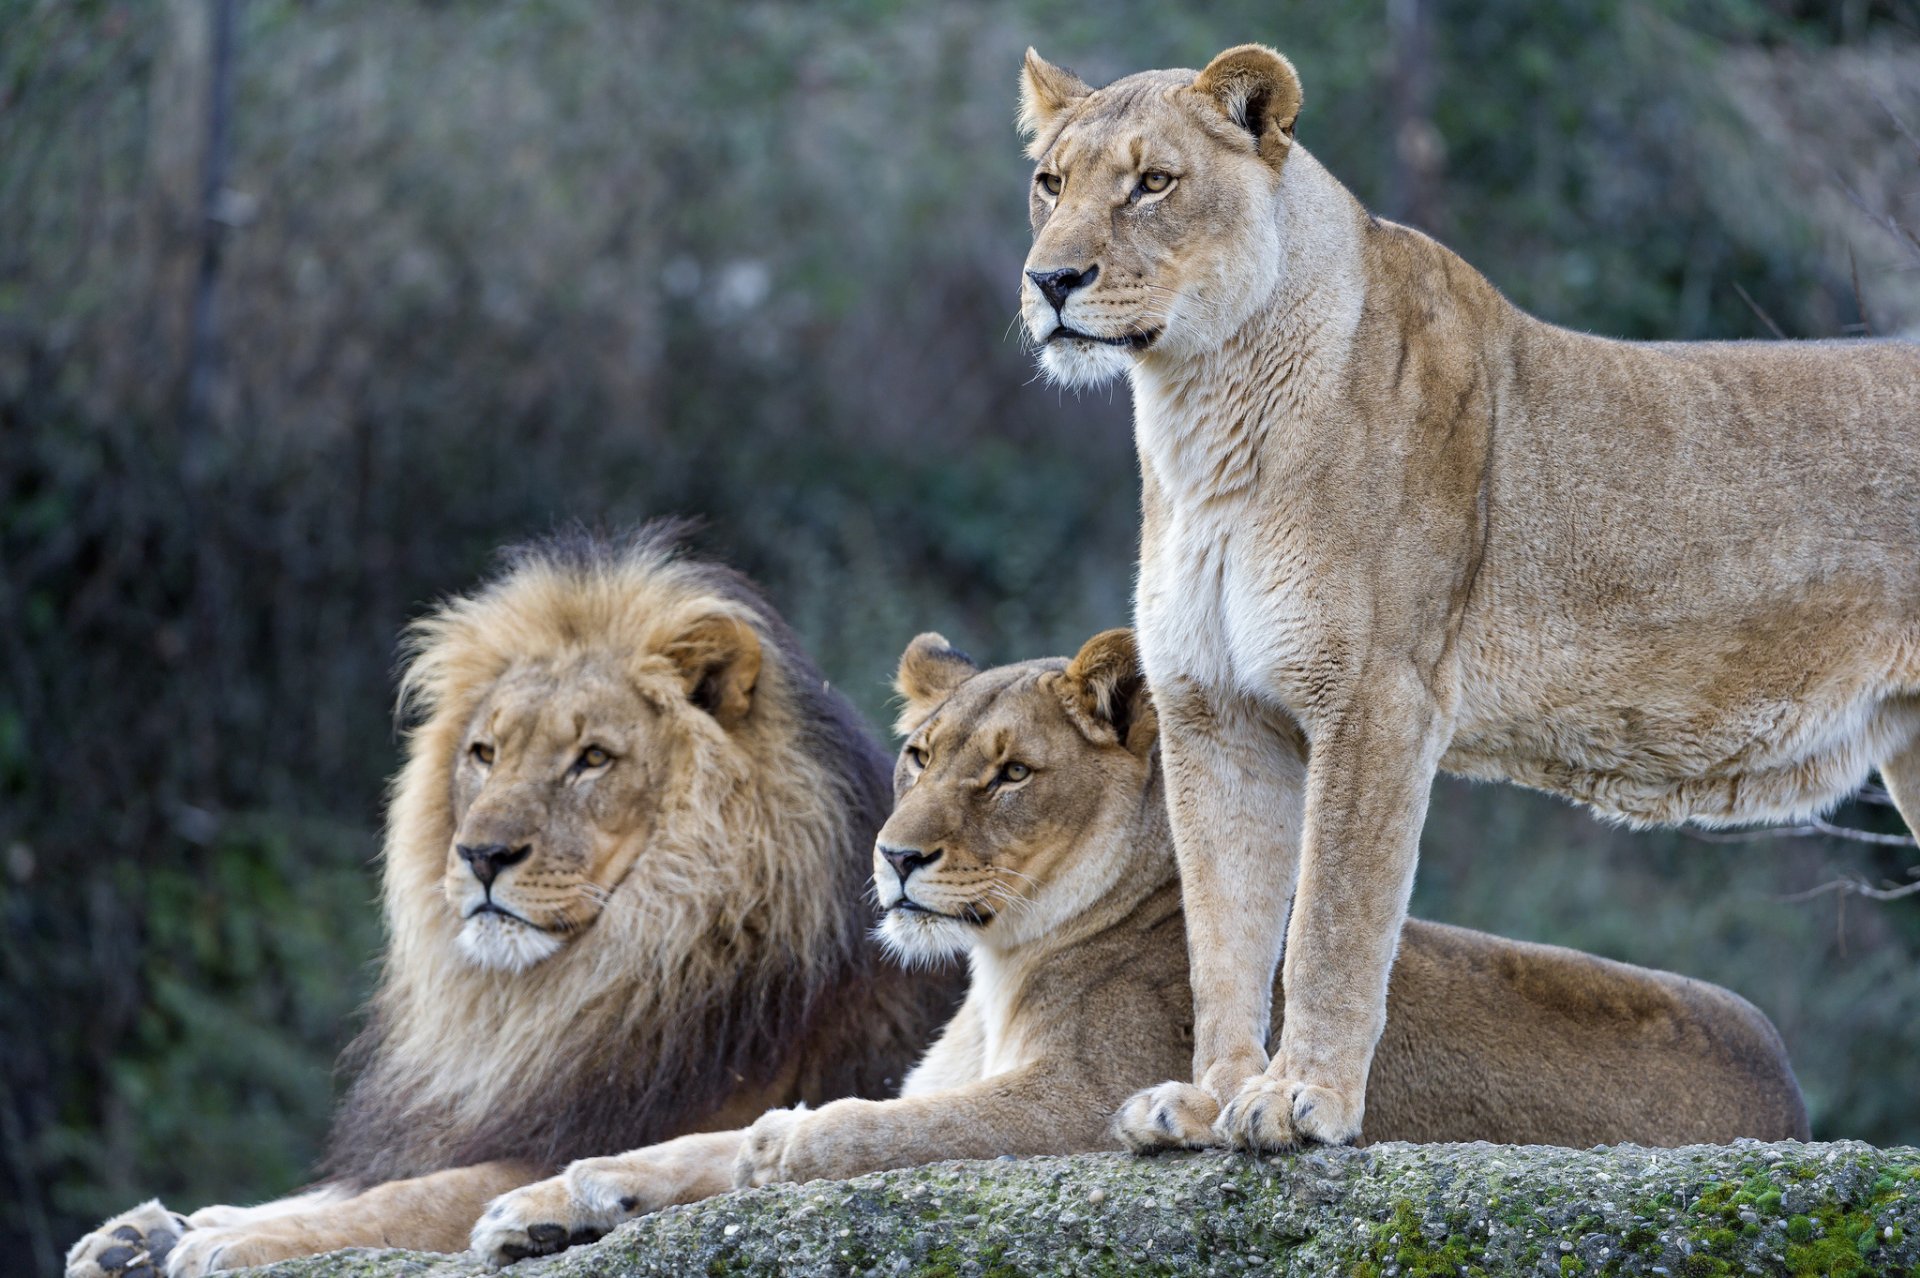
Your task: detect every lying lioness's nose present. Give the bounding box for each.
[458,842,533,888]
[879,844,942,884]
[1027,265,1098,312]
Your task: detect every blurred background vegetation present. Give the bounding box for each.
[5,0,1920,1269]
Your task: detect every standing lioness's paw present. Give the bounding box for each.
[65,1201,188,1278]
[1112,1081,1222,1153]
[1215,1075,1363,1152]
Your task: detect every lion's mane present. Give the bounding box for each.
[320,524,895,1185]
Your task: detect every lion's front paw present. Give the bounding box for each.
[1112,1081,1222,1154]
[1214,1074,1363,1152]
[472,1172,621,1270]
[733,1105,808,1189]
[66,1202,189,1278]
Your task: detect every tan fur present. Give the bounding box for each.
[66,528,956,1277]
[1016,44,1920,1150]
[470,631,1806,1268]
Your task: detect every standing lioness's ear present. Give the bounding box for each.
[1019,48,1092,158]
[894,633,979,736]
[1192,44,1302,168]
[664,613,762,729]
[1060,628,1157,757]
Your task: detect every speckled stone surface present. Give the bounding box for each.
[240,1141,1920,1278]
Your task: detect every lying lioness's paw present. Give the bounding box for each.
[1112,1081,1222,1153]
[166,1226,329,1277]
[1215,1075,1363,1152]
[66,1201,189,1278]
[734,1105,808,1189]
[473,1173,621,1269]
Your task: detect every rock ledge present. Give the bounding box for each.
[246,1141,1920,1278]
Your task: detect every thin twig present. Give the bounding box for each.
[1681,816,1916,849]
[1730,281,1787,339]
[1848,244,1873,336]
[1777,872,1920,904]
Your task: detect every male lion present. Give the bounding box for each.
[1015,43,1920,1153]
[65,527,958,1277]
[468,628,1805,1268]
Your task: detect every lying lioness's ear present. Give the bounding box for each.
[1192,44,1302,168]
[664,613,762,729]
[894,632,979,736]
[1061,628,1157,757]
[1019,48,1092,159]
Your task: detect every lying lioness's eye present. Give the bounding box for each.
[1140,171,1173,194]
[471,742,495,766]
[1000,762,1032,783]
[579,746,611,770]
[905,745,929,769]
[1037,172,1063,196]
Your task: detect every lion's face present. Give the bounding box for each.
[1016,47,1303,389]
[874,630,1156,963]
[443,656,670,971]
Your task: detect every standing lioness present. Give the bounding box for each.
[1016,44,1919,1152]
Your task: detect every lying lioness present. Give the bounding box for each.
[1016,43,1919,1151]
[470,629,1806,1267]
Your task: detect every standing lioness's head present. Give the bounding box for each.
[873,629,1160,963]
[1018,45,1303,388]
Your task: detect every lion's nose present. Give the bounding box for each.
[458,842,533,888]
[1027,265,1098,312]
[879,844,942,885]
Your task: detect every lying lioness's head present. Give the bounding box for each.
[1017,44,1303,388]
[875,629,1158,963]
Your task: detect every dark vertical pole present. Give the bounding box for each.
[1386,0,1444,233]
[182,0,237,452]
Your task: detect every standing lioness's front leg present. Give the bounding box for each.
[1143,677,1308,1127]
[1215,670,1445,1151]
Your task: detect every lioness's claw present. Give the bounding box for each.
[1215,1075,1362,1152]
[1112,1081,1221,1153]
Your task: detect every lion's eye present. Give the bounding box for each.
[471,742,495,766]
[1037,172,1063,196]
[579,746,612,770]
[999,762,1032,784]
[1139,171,1174,195]
[905,745,929,770]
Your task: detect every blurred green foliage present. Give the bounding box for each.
[3,0,1918,1271]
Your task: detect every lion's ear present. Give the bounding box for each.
[1061,628,1157,757]
[664,613,762,729]
[894,632,978,736]
[1019,48,1092,159]
[1192,44,1302,168]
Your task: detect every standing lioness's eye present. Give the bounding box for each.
[471,742,495,766]
[999,762,1032,784]
[1037,172,1063,196]
[579,746,611,770]
[1140,171,1174,194]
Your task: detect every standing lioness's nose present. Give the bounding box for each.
[1028,265,1098,312]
